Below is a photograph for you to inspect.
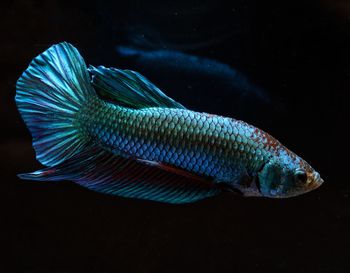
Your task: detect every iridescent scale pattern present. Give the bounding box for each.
[78,98,272,186]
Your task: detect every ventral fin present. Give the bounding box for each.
[88,65,186,109]
[19,146,220,204]
[136,159,207,181]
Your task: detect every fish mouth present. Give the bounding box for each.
[307,171,324,191]
[312,172,324,187]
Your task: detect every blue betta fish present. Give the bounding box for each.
[16,42,323,204]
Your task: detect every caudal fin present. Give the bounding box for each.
[16,42,97,167]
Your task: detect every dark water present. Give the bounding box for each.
[2,1,349,272]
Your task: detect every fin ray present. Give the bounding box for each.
[88,65,186,109]
[19,146,220,204]
[16,42,97,166]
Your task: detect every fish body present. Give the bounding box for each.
[80,99,263,184]
[15,42,323,204]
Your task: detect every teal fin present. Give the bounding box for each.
[19,146,220,204]
[88,65,186,109]
[15,42,97,167]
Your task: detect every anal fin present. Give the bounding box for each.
[19,146,221,204]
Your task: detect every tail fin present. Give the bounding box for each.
[16,42,97,167]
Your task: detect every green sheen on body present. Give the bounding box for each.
[15,42,324,204]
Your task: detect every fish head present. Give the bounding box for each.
[257,149,323,198]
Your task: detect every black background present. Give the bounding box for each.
[2,1,349,272]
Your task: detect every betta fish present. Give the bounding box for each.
[15,42,323,204]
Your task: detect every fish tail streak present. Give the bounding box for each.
[15,42,97,167]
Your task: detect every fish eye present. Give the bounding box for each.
[294,169,308,183]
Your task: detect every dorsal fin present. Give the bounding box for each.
[88,65,186,109]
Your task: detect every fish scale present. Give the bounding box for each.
[78,97,267,184]
[16,42,324,203]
